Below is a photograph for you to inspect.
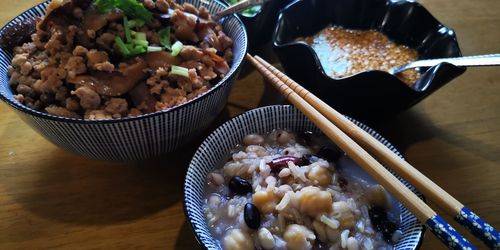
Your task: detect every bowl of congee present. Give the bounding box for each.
[273,0,466,121]
[184,105,425,250]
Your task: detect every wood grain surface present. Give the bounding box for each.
[0,0,499,249]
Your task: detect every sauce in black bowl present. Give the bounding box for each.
[273,0,465,121]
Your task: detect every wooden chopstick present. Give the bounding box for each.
[246,54,476,250]
[252,55,500,249]
[214,0,265,20]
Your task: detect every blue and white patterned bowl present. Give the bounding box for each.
[0,0,247,161]
[184,105,424,249]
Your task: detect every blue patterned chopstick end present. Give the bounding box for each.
[426,215,476,250]
[456,207,500,250]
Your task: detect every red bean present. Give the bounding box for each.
[268,156,304,172]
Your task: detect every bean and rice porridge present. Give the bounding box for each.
[204,130,402,250]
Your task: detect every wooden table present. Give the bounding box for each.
[0,1,499,249]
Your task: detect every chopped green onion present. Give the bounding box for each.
[118,0,153,23]
[128,19,145,28]
[114,36,130,57]
[120,0,153,23]
[115,36,148,58]
[133,32,147,41]
[171,41,183,56]
[95,0,117,13]
[241,5,260,16]
[123,16,132,42]
[147,46,163,52]
[129,45,147,55]
[94,0,153,23]
[158,27,171,50]
[132,39,149,47]
[170,65,189,77]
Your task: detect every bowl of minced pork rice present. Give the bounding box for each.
[0,0,247,160]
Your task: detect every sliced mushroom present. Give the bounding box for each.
[142,51,181,70]
[204,49,230,75]
[82,7,108,33]
[198,23,222,52]
[67,59,147,97]
[37,0,91,30]
[129,83,156,113]
[156,9,213,26]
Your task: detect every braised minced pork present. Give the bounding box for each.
[8,0,233,119]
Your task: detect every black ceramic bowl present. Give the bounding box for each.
[273,0,465,121]
[224,0,293,49]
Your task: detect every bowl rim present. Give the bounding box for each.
[272,0,463,87]
[0,0,248,124]
[183,104,425,250]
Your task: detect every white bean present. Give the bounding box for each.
[243,134,265,145]
[209,173,224,186]
[246,145,268,157]
[277,184,293,198]
[346,237,359,250]
[278,168,291,178]
[283,224,316,250]
[265,176,277,187]
[232,151,248,161]
[223,229,254,250]
[258,228,275,250]
[277,130,293,145]
[207,195,222,208]
[340,229,350,249]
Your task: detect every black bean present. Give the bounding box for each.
[317,146,343,163]
[369,205,399,242]
[244,203,261,230]
[228,176,252,195]
[380,221,398,242]
[368,205,386,226]
[302,154,320,165]
[297,131,314,146]
[338,177,348,190]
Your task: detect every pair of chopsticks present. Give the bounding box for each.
[246,54,500,250]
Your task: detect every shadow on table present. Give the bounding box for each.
[369,109,500,164]
[6,109,232,226]
[174,222,203,250]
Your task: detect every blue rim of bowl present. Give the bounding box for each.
[183,104,425,250]
[0,0,248,124]
[272,0,462,86]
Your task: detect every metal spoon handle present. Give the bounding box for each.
[392,53,500,74]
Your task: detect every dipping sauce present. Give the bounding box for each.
[203,130,401,250]
[299,26,419,85]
